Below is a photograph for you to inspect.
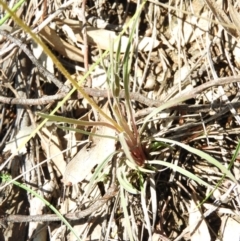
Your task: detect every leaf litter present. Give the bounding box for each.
[62,104,116,186]
[1,0,240,240]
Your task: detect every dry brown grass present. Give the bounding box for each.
[0,0,240,240]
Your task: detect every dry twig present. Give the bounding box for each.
[0,184,118,226]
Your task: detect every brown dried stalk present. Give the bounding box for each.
[1,29,240,111]
[0,30,70,93]
[0,184,118,226]
[204,0,238,38]
[1,77,240,110]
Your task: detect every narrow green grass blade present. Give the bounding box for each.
[120,186,134,241]
[86,151,118,196]
[140,95,196,134]
[0,174,81,241]
[200,140,240,205]
[228,140,240,170]
[140,183,152,237]
[117,166,139,194]
[148,160,212,188]
[122,1,146,123]
[0,0,148,164]
[57,125,117,140]
[0,0,26,25]
[125,159,155,173]
[38,112,116,130]
[154,137,237,183]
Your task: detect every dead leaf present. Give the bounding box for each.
[3,126,35,155]
[77,27,160,52]
[188,200,210,241]
[62,24,83,49]
[55,18,160,52]
[221,216,240,240]
[39,25,84,62]
[63,111,90,158]
[41,126,66,176]
[62,106,116,185]
[32,41,54,75]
